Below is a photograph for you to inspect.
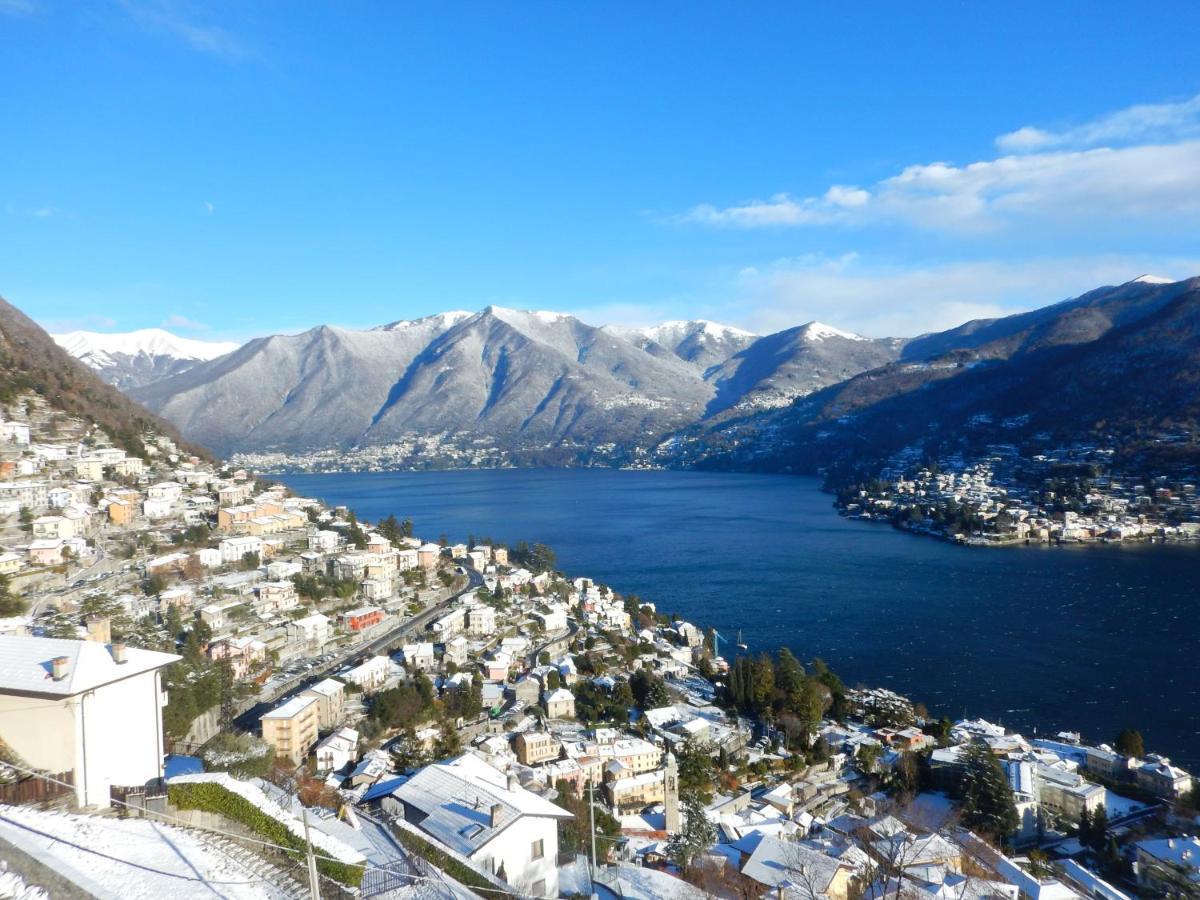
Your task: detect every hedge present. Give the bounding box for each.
[168,782,363,887]
[391,824,499,893]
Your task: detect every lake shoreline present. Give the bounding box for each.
[278,467,1200,769]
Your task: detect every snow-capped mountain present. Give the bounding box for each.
[127,307,894,459]
[703,321,903,415]
[53,328,241,391]
[612,320,759,373]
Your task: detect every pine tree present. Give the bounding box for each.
[1114,728,1145,758]
[666,791,716,868]
[958,742,1019,842]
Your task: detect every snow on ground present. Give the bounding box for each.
[0,804,293,900]
[168,772,365,864]
[0,860,48,899]
[905,792,957,830]
[1104,789,1153,819]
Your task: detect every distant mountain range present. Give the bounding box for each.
[51,329,240,391]
[0,302,211,461]
[44,274,1200,477]
[69,309,896,459]
[675,274,1200,478]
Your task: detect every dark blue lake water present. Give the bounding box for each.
[279,468,1200,767]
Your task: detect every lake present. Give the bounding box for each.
[279,468,1200,768]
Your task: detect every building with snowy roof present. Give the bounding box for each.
[382,753,572,897]
[0,634,179,809]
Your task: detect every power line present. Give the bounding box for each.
[3,760,533,897]
[0,811,267,887]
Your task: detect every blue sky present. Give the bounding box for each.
[3,1,1199,341]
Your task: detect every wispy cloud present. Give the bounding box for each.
[0,0,37,17]
[118,0,249,60]
[203,200,215,214]
[996,93,1200,152]
[727,252,1200,337]
[162,314,210,331]
[674,95,1200,235]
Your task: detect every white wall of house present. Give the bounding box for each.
[0,668,168,809]
[471,814,560,898]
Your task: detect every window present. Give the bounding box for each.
[532,880,546,897]
[530,838,544,860]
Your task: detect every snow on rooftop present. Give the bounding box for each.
[0,635,179,697]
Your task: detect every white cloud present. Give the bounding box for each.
[996,94,1200,152]
[675,94,1200,234]
[676,186,872,228]
[162,314,210,331]
[203,200,214,214]
[678,141,1200,234]
[118,0,249,60]
[728,253,1200,338]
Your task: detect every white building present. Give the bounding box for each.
[467,605,497,637]
[0,635,179,808]
[384,753,571,897]
[219,535,264,565]
[342,655,391,694]
[315,726,359,774]
[0,421,31,445]
[300,678,346,731]
[287,613,331,654]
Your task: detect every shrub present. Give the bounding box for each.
[168,782,362,887]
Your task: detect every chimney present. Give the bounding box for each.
[490,802,504,828]
[85,616,111,644]
[507,773,520,792]
[51,656,70,681]
[111,642,128,664]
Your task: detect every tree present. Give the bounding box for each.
[556,779,621,859]
[676,738,716,795]
[1114,728,1145,758]
[390,725,430,772]
[666,791,716,869]
[433,718,461,759]
[957,742,1019,842]
[0,574,25,618]
[629,668,669,711]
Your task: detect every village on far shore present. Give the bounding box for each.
[838,437,1200,548]
[0,393,1198,900]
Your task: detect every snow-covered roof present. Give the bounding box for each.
[741,835,846,891]
[0,635,179,697]
[389,753,570,857]
[261,694,318,720]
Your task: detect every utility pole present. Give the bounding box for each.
[588,778,599,900]
[300,803,321,900]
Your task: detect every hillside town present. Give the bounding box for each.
[838,439,1200,548]
[0,394,1198,900]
